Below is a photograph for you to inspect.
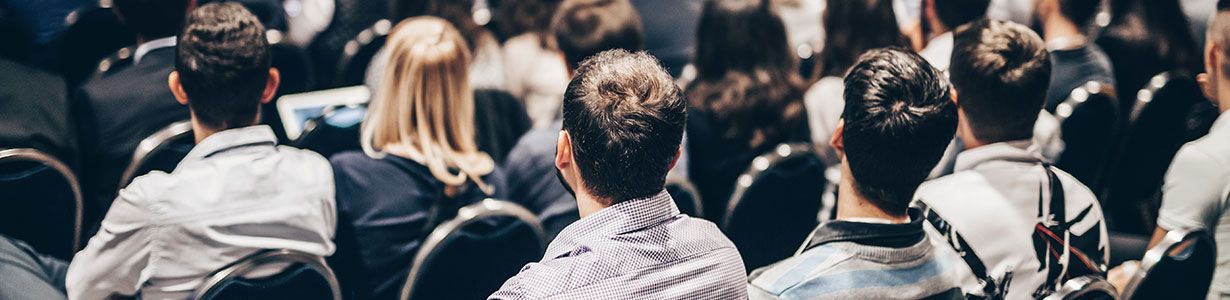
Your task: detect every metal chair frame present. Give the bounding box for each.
[119,120,193,189]
[0,148,85,253]
[1043,275,1120,300]
[192,249,342,300]
[1127,73,1173,126]
[1054,81,1118,124]
[398,199,547,300]
[722,143,818,228]
[1120,229,1216,299]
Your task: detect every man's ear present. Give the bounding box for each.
[555,131,573,171]
[168,71,190,106]
[261,68,281,104]
[950,86,959,105]
[667,146,682,172]
[1198,42,1219,101]
[830,119,846,155]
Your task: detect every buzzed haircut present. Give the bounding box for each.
[1057,0,1101,28]
[175,2,271,129]
[114,0,193,39]
[842,48,957,216]
[950,19,1051,143]
[1212,3,1230,77]
[934,0,990,31]
[551,0,644,70]
[562,50,685,205]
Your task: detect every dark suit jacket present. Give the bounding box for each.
[0,58,77,164]
[73,46,190,231]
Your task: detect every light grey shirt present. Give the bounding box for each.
[490,190,747,299]
[65,126,336,300]
[1156,111,1230,299]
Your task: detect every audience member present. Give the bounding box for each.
[65,4,336,298]
[0,57,77,165]
[498,0,570,129]
[329,17,504,300]
[631,0,702,78]
[1097,0,1202,106]
[72,0,195,232]
[502,0,646,239]
[491,49,746,299]
[0,235,68,300]
[283,0,336,47]
[748,48,963,300]
[367,0,506,92]
[1035,0,1115,110]
[686,0,809,220]
[915,19,1109,299]
[918,0,990,72]
[806,0,908,166]
[1111,6,1230,297]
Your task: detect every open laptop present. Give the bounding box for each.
[276,86,371,140]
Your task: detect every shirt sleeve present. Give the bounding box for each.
[1157,146,1228,232]
[65,184,157,300]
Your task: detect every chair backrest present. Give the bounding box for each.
[1120,229,1217,300]
[193,249,342,300]
[0,149,83,260]
[399,199,547,300]
[293,105,366,159]
[1100,72,1208,234]
[57,1,136,87]
[1043,275,1120,300]
[264,29,316,143]
[119,120,194,189]
[721,143,826,271]
[1054,81,1120,191]
[334,19,391,87]
[666,176,704,218]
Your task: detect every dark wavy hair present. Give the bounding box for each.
[816,0,909,78]
[687,0,806,148]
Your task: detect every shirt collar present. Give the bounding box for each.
[1211,110,1230,135]
[1045,36,1088,52]
[803,208,927,250]
[544,190,679,259]
[134,36,177,65]
[181,125,278,164]
[953,139,1044,172]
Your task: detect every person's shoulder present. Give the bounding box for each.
[917,171,985,198]
[747,245,854,297]
[328,150,381,170]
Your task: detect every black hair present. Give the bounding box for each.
[175,2,271,130]
[1102,0,1202,80]
[562,49,685,205]
[114,0,193,39]
[424,0,496,54]
[934,0,990,31]
[551,0,644,70]
[1056,0,1101,28]
[688,0,806,149]
[495,0,563,39]
[950,19,1051,143]
[842,47,957,216]
[818,0,909,78]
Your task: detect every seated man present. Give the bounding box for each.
[1035,0,1116,109]
[489,50,746,299]
[748,48,964,300]
[915,19,1109,299]
[65,3,336,299]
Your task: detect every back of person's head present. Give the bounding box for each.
[1053,0,1101,28]
[174,2,270,130]
[362,16,495,192]
[1215,0,1230,77]
[496,0,564,38]
[562,50,684,205]
[950,19,1051,143]
[841,47,956,216]
[933,0,990,31]
[425,0,493,54]
[819,0,909,78]
[689,0,806,149]
[1105,0,1201,73]
[552,0,644,70]
[114,0,195,39]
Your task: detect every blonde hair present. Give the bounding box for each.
[361,16,495,195]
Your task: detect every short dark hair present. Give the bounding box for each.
[562,50,685,205]
[950,19,1050,143]
[934,0,990,31]
[175,2,271,130]
[1057,0,1101,28]
[842,48,957,216]
[552,0,644,70]
[819,0,909,78]
[114,0,193,39]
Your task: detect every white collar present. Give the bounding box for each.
[134,36,178,65]
[953,139,1045,172]
[1045,36,1088,52]
[1211,110,1230,136]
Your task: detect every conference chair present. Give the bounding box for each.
[0,148,83,260]
[119,120,194,189]
[294,104,365,159]
[721,143,826,271]
[263,29,316,143]
[192,249,342,300]
[399,199,547,300]
[1054,81,1120,191]
[665,176,704,218]
[1100,72,1207,235]
[1042,275,1119,300]
[1119,229,1217,300]
[57,0,136,88]
[334,19,392,87]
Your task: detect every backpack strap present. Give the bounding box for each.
[917,201,1005,299]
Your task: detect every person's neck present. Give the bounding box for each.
[1219,79,1230,114]
[192,122,222,144]
[1043,17,1086,50]
[575,189,610,218]
[835,172,908,223]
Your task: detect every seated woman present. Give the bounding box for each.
[685,0,810,221]
[329,17,504,300]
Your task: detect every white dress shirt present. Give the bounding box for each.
[915,140,1109,299]
[1156,111,1230,299]
[66,125,336,300]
